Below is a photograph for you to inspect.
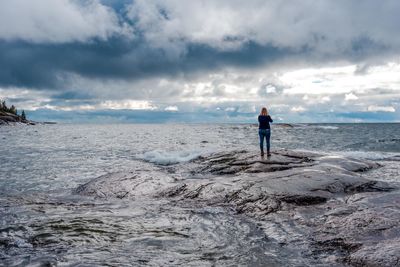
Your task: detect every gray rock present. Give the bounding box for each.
[0,115,17,122]
[0,111,40,126]
[314,191,400,266]
[275,123,294,128]
[75,149,398,266]
[162,151,389,225]
[75,170,175,199]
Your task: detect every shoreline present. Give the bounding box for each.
[0,111,56,126]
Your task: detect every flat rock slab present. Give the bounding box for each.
[164,150,391,213]
[75,149,399,266]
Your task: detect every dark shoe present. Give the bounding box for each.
[267,151,271,157]
[261,151,264,157]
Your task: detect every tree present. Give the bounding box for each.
[21,110,26,120]
[0,100,7,112]
[9,105,17,115]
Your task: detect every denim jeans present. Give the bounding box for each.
[259,129,271,152]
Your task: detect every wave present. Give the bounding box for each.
[344,138,400,153]
[274,124,339,130]
[315,125,339,130]
[136,149,203,165]
[336,151,399,161]
[304,125,339,130]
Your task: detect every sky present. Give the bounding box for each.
[0,0,399,123]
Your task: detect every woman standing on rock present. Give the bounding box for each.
[258,107,273,157]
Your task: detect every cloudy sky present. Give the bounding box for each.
[0,0,399,123]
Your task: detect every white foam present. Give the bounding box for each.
[136,149,203,165]
[337,151,399,160]
[316,126,339,130]
[304,125,339,130]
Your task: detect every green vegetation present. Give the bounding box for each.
[0,99,27,120]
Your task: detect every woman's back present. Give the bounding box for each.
[258,115,273,129]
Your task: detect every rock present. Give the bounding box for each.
[0,111,41,126]
[316,155,381,172]
[77,149,392,209]
[0,115,17,122]
[77,149,392,205]
[276,123,294,128]
[314,191,400,267]
[75,149,398,266]
[75,170,175,199]
[348,240,400,267]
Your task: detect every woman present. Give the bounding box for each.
[258,107,273,157]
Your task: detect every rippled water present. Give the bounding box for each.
[1,123,399,266]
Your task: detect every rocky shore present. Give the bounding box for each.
[0,111,56,126]
[0,110,35,125]
[76,149,400,266]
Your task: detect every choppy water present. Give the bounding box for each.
[1,123,399,266]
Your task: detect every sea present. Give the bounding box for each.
[1,123,399,266]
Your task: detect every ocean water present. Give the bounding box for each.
[1,123,399,266]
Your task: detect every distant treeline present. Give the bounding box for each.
[0,100,26,120]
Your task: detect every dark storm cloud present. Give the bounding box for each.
[0,38,133,89]
[52,91,94,100]
[0,38,293,90]
[0,36,396,93]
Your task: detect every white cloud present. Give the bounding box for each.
[291,106,306,112]
[367,105,396,112]
[126,0,400,55]
[3,57,400,122]
[320,96,331,103]
[33,99,158,111]
[238,104,256,113]
[225,107,236,112]
[41,104,97,112]
[0,0,131,43]
[265,84,277,94]
[282,63,400,95]
[100,100,157,110]
[3,0,398,53]
[165,105,178,111]
[345,93,359,101]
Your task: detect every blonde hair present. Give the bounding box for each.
[260,107,268,116]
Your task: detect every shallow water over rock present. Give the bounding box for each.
[76,149,399,266]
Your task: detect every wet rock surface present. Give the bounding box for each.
[76,169,176,199]
[0,111,36,125]
[76,149,399,266]
[313,191,400,267]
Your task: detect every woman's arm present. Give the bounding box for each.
[269,116,273,123]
